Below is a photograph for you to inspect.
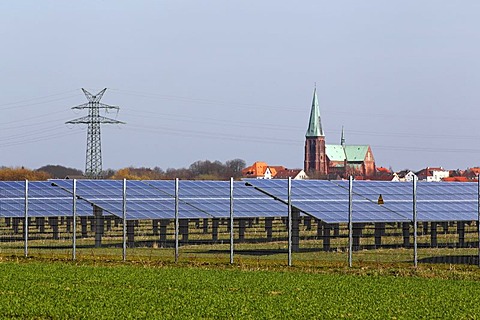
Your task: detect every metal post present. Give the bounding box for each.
[122,178,127,261]
[72,179,77,260]
[24,179,28,258]
[288,177,292,266]
[230,178,234,264]
[348,176,353,268]
[413,175,418,268]
[175,178,179,263]
[477,174,480,267]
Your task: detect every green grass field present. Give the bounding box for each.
[2,258,480,319]
[2,217,480,318]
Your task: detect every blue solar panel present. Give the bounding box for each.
[0,181,92,218]
[416,181,477,221]
[50,179,178,219]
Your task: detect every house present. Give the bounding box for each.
[273,169,309,180]
[396,170,416,182]
[416,167,449,182]
[463,167,480,180]
[304,88,376,179]
[241,161,270,179]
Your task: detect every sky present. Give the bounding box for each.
[1,1,479,172]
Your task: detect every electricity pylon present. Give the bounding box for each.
[66,88,124,179]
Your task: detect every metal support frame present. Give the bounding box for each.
[288,177,292,266]
[72,179,77,260]
[122,178,127,261]
[230,178,234,264]
[348,176,353,267]
[478,174,480,267]
[24,179,28,258]
[413,175,418,267]
[175,178,179,263]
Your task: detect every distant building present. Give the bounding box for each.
[304,88,376,179]
[242,161,270,179]
[395,170,416,182]
[464,167,480,180]
[273,169,308,180]
[242,161,307,179]
[375,167,395,181]
[416,167,450,182]
[441,168,479,182]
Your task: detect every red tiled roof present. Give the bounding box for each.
[443,176,477,182]
[273,169,303,179]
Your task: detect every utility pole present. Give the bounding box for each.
[66,88,124,179]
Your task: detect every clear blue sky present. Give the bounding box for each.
[1,1,479,172]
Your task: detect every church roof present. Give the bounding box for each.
[325,145,346,162]
[345,145,370,161]
[305,88,324,137]
[326,145,370,162]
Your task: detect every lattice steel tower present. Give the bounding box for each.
[66,88,124,179]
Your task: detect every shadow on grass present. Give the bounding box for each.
[419,255,478,265]
[191,247,326,256]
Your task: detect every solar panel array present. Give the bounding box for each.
[49,179,288,220]
[245,179,478,223]
[0,179,478,223]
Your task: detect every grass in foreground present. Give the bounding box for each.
[1,259,480,319]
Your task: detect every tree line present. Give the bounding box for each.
[0,159,247,181]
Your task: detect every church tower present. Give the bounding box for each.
[304,87,328,175]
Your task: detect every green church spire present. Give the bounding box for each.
[305,87,324,137]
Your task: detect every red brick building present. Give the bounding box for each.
[304,88,376,179]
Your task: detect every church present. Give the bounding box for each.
[304,88,376,179]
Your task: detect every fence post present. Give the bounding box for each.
[413,175,418,268]
[175,178,179,263]
[230,177,234,264]
[24,179,28,258]
[72,179,77,260]
[122,178,127,261]
[288,177,292,266]
[348,176,353,268]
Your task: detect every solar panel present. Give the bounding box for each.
[0,181,92,218]
[50,179,179,220]
[416,182,477,222]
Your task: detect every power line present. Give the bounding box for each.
[0,130,83,148]
[120,108,480,143]
[123,123,480,155]
[0,90,82,111]
[0,125,70,142]
[111,87,477,122]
